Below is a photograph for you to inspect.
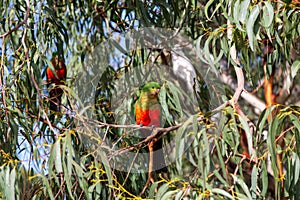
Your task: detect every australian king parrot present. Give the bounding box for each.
[46,53,67,112]
[135,82,166,194]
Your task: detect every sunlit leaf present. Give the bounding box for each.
[251,165,258,199]
[232,174,252,199]
[261,162,268,197]
[174,190,184,200]
[211,188,234,199]
[205,0,215,20]
[246,4,260,51]
[155,184,169,200]
[262,2,274,28]
[238,115,253,156]
[161,190,178,200]
[53,139,63,173]
[291,59,300,79]
[292,152,300,186]
[239,0,250,23]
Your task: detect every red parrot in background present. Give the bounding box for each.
[135,82,165,195]
[46,53,67,112]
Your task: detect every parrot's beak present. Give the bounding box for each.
[150,88,160,97]
[154,88,160,96]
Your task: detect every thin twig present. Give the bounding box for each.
[225,0,260,169]
[122,149,140,187]
[140,140,155,196]
[275,125,295,143]
[111,116,202,157]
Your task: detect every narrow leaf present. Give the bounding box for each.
[246,5,260,51]
[232,174,252,199]
[291,60,300,79]
[204,0,215,20]
[239,0,250,23]
[53,139,63,173]
[161,190,178,200]
[155,184,169,200]
[261,162,268,197]
[262,2,274,28]
[211,188,234,199]
[293,152,300,185]
[238,115,253,156]
[251,165,258,199]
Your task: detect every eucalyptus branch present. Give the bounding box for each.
[110,115,204,157]
[169,0,189,40]
[220,62,266,112]
[0,0,31,139]
[227,0,245,105]
[0,1,30,39]
[227,0,256,158]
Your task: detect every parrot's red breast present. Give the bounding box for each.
[46,54,67,112]
[135,103,161,127]
[46,67,66,84]
[46,56,67,84]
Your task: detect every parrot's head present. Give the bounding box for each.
[141,82,160,99]
[51,52,65,70]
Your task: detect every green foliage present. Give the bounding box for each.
[0,0,300,199]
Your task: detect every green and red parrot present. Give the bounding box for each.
[134,82,166,194]
[135,82,161,129]
[46,53,67,112]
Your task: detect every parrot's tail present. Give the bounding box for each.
[152,138,166,172]
[49,86,63,112]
